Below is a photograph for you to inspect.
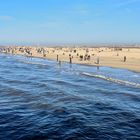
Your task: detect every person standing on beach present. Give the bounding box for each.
[124,56,126,62]
[97,57,100,64]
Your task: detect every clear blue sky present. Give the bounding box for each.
[0,0,140,45]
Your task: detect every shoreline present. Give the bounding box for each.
[0,46,140,73]
[1,52,140,74]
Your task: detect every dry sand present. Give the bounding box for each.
[1,46,140,73]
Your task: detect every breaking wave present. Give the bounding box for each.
[82,72,140,88]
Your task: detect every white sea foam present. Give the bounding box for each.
[82,72,140,88]
[17,60,47,66]
[132,75,139,78]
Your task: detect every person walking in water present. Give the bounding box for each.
[59,60,61,66]
[69,56,72,64]
[57,55,59,62]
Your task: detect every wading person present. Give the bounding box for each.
[69,56,72,64]
[59,60,61,66]
[57,55,59,62]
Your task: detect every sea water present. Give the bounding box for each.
[0,54,140,140]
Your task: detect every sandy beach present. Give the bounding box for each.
[1,46,140,73]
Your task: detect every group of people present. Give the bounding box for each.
[79,54,91,61]
[0,47,127,65]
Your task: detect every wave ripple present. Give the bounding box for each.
[0,54,140,140]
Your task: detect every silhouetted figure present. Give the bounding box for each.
[84,55,87,61]
[79,55,83,61]
[70,56,72,64]
[59,60,61,66]
[96,57,100,64]
[87,55,90,61]
[124,56,126,62]
[57,55,59,61]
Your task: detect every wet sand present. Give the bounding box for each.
[1,46,140,73]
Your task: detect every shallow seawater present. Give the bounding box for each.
[0,54,140,140]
